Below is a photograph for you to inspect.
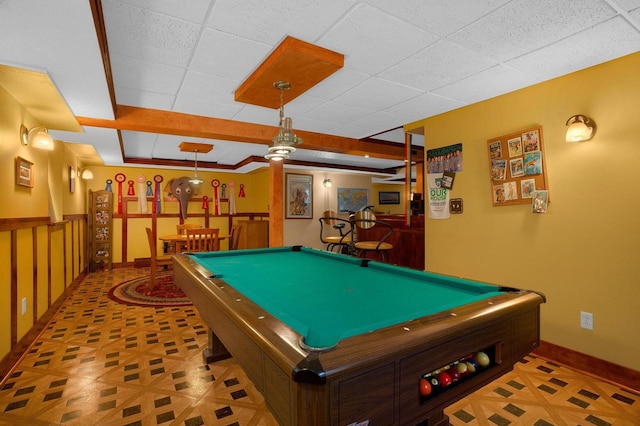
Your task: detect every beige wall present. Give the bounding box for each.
[408,52,640,371]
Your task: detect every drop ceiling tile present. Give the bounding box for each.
[190,29,272,79]
[179,71,240,105]
[351,111,406,133]
[363,0,511,37]
[333,77,423,110]
[318,3,439,75]
[304,68,371,101]
[330,123,378,139]
[122,130,159,158]
[113,0,212,23]
[379,40,497,91]
[506,16,640,82]
[615,0,640,11]
[304,101,375,124]
[173,97,244,119]
[115,86,176,110]
[293,116,344,135]
[449,0,617,62]
[232,104,281,127]
[385,92,467,124]
[284,95,327,116]
[206,0,356,45]
[111,54,185,94]
[433,65,535,104]
[102,0,200,67]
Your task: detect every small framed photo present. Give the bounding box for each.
[532,190,548,213]
[286,173,313,219]
[16,156,34,187]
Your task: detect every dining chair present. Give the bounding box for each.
[318,210,354,254]
[351,211,393,262]
[145,227,173,293]
[229,224,241,250]
[175,223,202,252]
[186,228,220,252]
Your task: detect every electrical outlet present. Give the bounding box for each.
[21,298,27,315]
[580,311,593,330]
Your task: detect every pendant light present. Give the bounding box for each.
[265,81,303,161]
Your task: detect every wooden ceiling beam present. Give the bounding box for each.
[76,105,414,161]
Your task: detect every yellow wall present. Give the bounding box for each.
[372,183,409,215]
[408,52,640,371]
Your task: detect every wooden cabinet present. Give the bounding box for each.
[237,220,269,249]
[88,190,113,271]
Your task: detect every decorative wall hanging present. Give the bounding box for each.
[487,126,549,207]
[286,173,313,219]
[16,156,34,187]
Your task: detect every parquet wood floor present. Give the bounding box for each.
[0,268,638,425]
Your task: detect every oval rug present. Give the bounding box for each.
[108,272,191,307]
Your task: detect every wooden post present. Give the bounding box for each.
[269,160,284,247]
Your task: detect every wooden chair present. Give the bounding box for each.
[175,223,202,252]
[351,211,393,262]
[229,224,241,250]
[186,228,220,252]
[145,228,173,293]
[318,210,353,254]
[176,223,202,234]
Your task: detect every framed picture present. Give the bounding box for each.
[16,156,34,187]
[286,173,313,219]
[378,191,400,205]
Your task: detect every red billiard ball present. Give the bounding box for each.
[437,371,452,388]
[419,378,432,397]
[475,351,490,368]
[446,367,461,382]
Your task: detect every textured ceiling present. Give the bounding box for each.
[2,0,640,177]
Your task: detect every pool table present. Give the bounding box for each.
[173,246,545,426]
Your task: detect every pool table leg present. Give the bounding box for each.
[203,328,231,364]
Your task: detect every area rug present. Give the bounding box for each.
[108,272,192,307]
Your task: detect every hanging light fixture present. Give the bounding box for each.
[265,81,303,161]
[189,149,204,185]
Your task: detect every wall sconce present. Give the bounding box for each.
[20,125,55,150]
[565,115,596,142]
[78,168,94,179]
[323,179,333,188]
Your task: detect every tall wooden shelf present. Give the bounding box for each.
[88,190,113,272]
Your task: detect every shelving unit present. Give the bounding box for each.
[88,190,113,271]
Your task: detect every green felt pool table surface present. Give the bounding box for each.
[188,246,505,349]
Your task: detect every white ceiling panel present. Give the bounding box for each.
[4,0,640,175]
[449,0,617,62]
[506,16,640,82]
[379,40,497,92]
[102,0,201,67]
[190,29,272,79]
[318,3,439,75]
[433,65,536,104]
[363,0,511,37]
[207,0,357,45]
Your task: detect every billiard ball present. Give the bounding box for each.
[475,351,490,368]
[419,378,432,397]
[429,376,441,393]
[437,371,452,388]
[456,361,468,376]
[465,359,477,374]
[446,367,460,382]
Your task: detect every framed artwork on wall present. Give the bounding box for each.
[16,156,34,187]
[378,191,400,205]
[286,173,313,219]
